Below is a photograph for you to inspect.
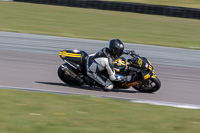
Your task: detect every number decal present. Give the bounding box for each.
[148,65,152,70]
[152,70,155,74]
[151,70,156,78]
[138,58,143,67]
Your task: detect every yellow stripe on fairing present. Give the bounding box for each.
[59,51,81,58]
[66,55,81,57]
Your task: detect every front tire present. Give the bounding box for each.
[57,66,83,86]
[133,77,161,93]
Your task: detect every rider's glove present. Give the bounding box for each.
[123,50,129,55]
[114,74,124,81]
[129,50,135,55]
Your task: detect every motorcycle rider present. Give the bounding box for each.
[86,39,134,91]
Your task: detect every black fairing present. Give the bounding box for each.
[59,50,88,74]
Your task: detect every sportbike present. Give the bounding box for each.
[58,49,161,93]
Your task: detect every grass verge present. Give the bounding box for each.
[0,2,200,49]
[0,89,200,133]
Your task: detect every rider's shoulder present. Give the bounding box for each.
[102,47,110,55]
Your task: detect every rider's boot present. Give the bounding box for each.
[102,81,113,92]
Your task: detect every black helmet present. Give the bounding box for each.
[109,39,124,58]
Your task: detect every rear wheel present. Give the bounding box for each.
[57,66,83,86]
[133,77,161,93]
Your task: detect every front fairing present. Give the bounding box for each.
[130,55,156,80]
[139,58,156,80]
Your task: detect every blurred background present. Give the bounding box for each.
[1,0,200,49]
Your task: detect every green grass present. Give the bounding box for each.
[0,89,200,133]
[0,2,200,49]
[105,0,200,9]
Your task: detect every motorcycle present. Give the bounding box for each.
[58,49,161,93]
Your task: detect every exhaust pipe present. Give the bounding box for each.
[61,64,84,84]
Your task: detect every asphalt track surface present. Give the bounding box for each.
[0,31,200,106]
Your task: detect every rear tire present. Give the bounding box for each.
[133,77,161,93]
[57,66,83,86]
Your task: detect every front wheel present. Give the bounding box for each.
[133,77,161,93]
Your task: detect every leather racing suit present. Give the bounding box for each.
[86,47,132,90]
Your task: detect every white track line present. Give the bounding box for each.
[1,85,200,109]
